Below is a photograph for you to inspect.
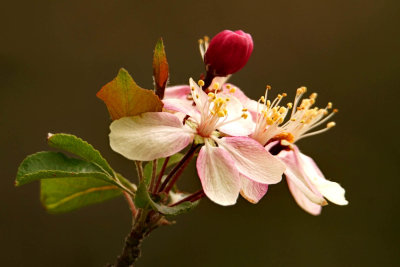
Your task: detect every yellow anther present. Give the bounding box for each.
[204,36,209,42]
[198,80,205,87]
[217,110,225,117]
[333,108,339,113]
[196,94,199,99]
[229,87,236,93]
[266,85,272,90]
[279,107,287,114]
[191,87,195,91]
[300,120,305,123]
[224,109,228,115]
[277,94,282,99]
[226,84,231,89]
[310,93,318,99]
[260,96,266,103]
[226,98,230,101]
[282,93,287,97]
[327,102,332,109]
[241,113,248,119]
[213,82,220,90]
[208,93,215,98]
[242,108,248,112]
[290,118,296,121]
[327,122,336,128]
[198,39,204,44]
[287,103,293,109]
[278,117,284,124]
[266,117,274,125]
[266,100,271,107]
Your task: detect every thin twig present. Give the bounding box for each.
[134,161,144,183]
[158,144,200,193]
[169,189,204,207]
[153,157,169,194]
[123,191,137,218]
[149,159,158,191]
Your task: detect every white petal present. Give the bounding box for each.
[110,112,194,161]
[286,177,322,215]
[196,143,240,206]
[278,149,327,206]
[240,174,268,204]
[189,78,208,112]
[298,151,348,206]
[217,136,285,184]
[217,94,255,136]
[164,85,191,100]
[162,98,201,122]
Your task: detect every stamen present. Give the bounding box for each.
[198,80,205,87]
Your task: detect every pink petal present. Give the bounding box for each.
[110,112,194,161]
[189,78,208,111]
[162,98,200,122]
[196,143,240,206]
[278,149,327,206]
[286,176,322,215]
[164,85,191,100]
[296,150,348,206]
[217,136,285,184]
[240,174,268,204]
[217,94,255,136]
[222,83,251,104]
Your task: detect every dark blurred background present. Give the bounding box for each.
[1,0,399,266]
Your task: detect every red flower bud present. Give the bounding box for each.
[204,30,253,77]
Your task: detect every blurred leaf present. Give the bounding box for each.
[41,177,122,213]
[134,182,198,216]
[153,38,169,99]
[47,133,114,176]
[15,151,118,186]
[97,68,163,120]
[143,153,184,186]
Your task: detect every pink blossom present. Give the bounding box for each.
[238,85,348,214]
[110,79,285,206]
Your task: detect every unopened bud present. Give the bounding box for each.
[204,30,253,76]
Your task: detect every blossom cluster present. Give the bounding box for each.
[110,30,348,215]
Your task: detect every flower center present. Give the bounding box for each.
[193,80,248,138]
[251,85,337,146]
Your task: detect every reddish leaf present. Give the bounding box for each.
[97,68,163,120]
[153,38,169,99]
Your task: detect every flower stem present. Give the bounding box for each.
[158,144,200,194]
[134,161,144,183]
[149,159,158,191]
[112,209,161,267]
[153,157,169,194]
[169,189,205,207]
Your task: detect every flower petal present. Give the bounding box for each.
[298,151,348,206]
[216,136,285,184]
[110,112,194,161]
[217,94,255,136]
[240,174,268,204]
[189,78,208,111]
[162,98,200,122]
[286,176,322,215]
[222,83,251,105]
[196,143,240,206]
[164,85,191,100]
[278,149,327,206]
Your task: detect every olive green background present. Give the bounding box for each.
[1,0,398,266]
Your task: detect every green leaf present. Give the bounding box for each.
[153,38,169,99]
[134,182,198,216]
[41,177,122,213]
[96,68,163,120]
[143,153,184,186]
[15,151,117,187]
[47,133,114,176]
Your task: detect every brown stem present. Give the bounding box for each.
[134,161,144,183]
[123,192,137,219]
[158,144,200,193]
[169,189,204,207]
[149,159,158,191]
[153,157,169,194]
